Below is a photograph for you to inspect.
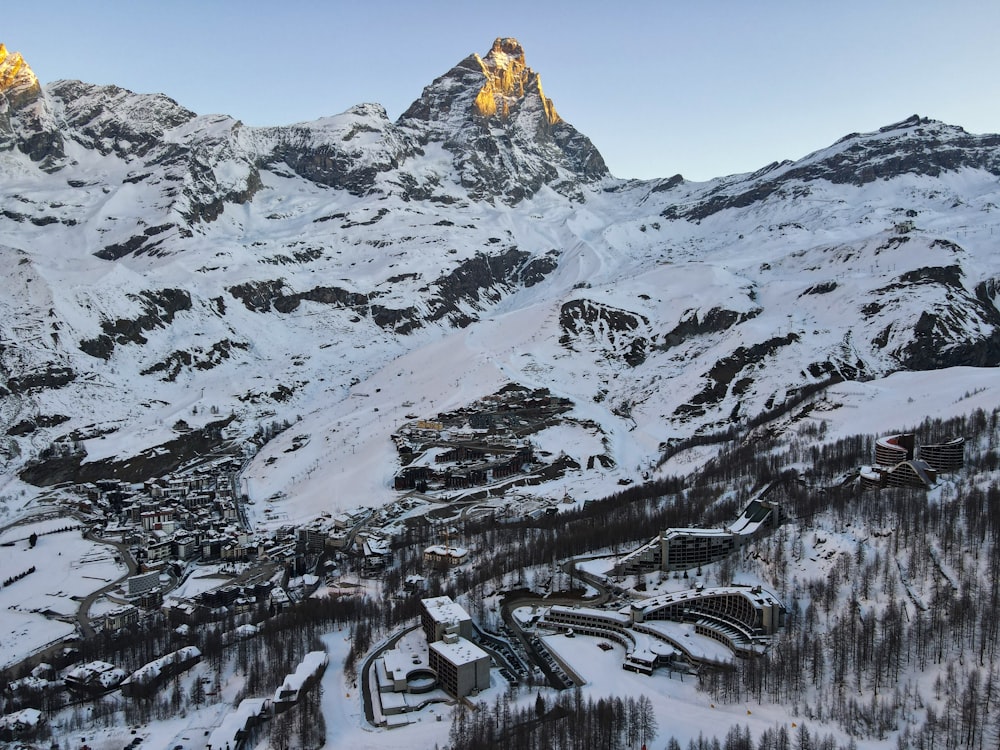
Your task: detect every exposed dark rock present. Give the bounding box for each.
[649,174,685,193]
[141,335,252,384]
[19,417,234,487]
[658,307,759,351]
[559,299,650,366]
[6,365,76,394]
[975,277,1000,313]
[5,414,70,436]
[228,280,289,313]
[141,350,192,381]
[182,163,263,224]
[801,281,838,296]
[662,117,1000,221]
[370,305,421,333]
[900,311,1000,370]
[48,80,197,159]
[676,333,800,417]
[426,247,558,325]
[95,229,169,261]
[397,38,608,204]
[78,288,192,359]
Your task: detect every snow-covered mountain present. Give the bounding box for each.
[2,38,999,519]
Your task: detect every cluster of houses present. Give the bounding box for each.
[392,385,572,494]
[119,646,202,697]
[860,433,965,489]
[83,456,261,568]
[2,639,326,744]
[0,707,43,742]
[57,647,204,697]
[294,508,394,573]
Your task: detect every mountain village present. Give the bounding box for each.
[2,32,1000,750]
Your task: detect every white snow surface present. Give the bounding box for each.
[0,518,126,668]
[2,110,1000,531]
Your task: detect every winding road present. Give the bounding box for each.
[76,531,138,637]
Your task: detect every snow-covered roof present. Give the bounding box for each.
[276,650,328,695]
[0,707,42,731]
[429,636,488,666]
[662,527,733,538]
[421,595,472,625]
[208,698,269,750]
[548,604,631,626]
[424,544,469,557]
[625,585,783,616]
[382,647,425,682]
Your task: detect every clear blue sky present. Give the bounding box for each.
[5,0,999,181]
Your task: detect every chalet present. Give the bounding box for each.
[0,708,44,742]
[423,544,470,566]
[64,661,126,694]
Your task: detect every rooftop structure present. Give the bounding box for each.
[121,646,201,697]
[207,698,270,750]
[619,499,781,574]
[420,595,474,643]
[64,660,126,694]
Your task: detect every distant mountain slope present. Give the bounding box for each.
[1,39,999,516]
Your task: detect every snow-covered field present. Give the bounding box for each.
[0,517,125,669]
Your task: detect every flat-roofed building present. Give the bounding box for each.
[660,528,736,571]
[428,633,490,698]
[420,595,473,643]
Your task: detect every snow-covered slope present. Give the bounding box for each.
[1,39,999,522]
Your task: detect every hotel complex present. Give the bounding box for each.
[862,433,964,489]
[539,585,785,674]
[375,594,489,726]
[619,498,782,574]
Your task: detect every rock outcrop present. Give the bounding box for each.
[0,44,63,164]
[398,37,608,202]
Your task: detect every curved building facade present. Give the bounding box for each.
[919,436,965,473]
[875,434,914,467]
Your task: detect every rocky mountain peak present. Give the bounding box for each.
[0,43,40,106]
[472,37,559,125]
[0,43,62,165]
[397,37,606,202]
